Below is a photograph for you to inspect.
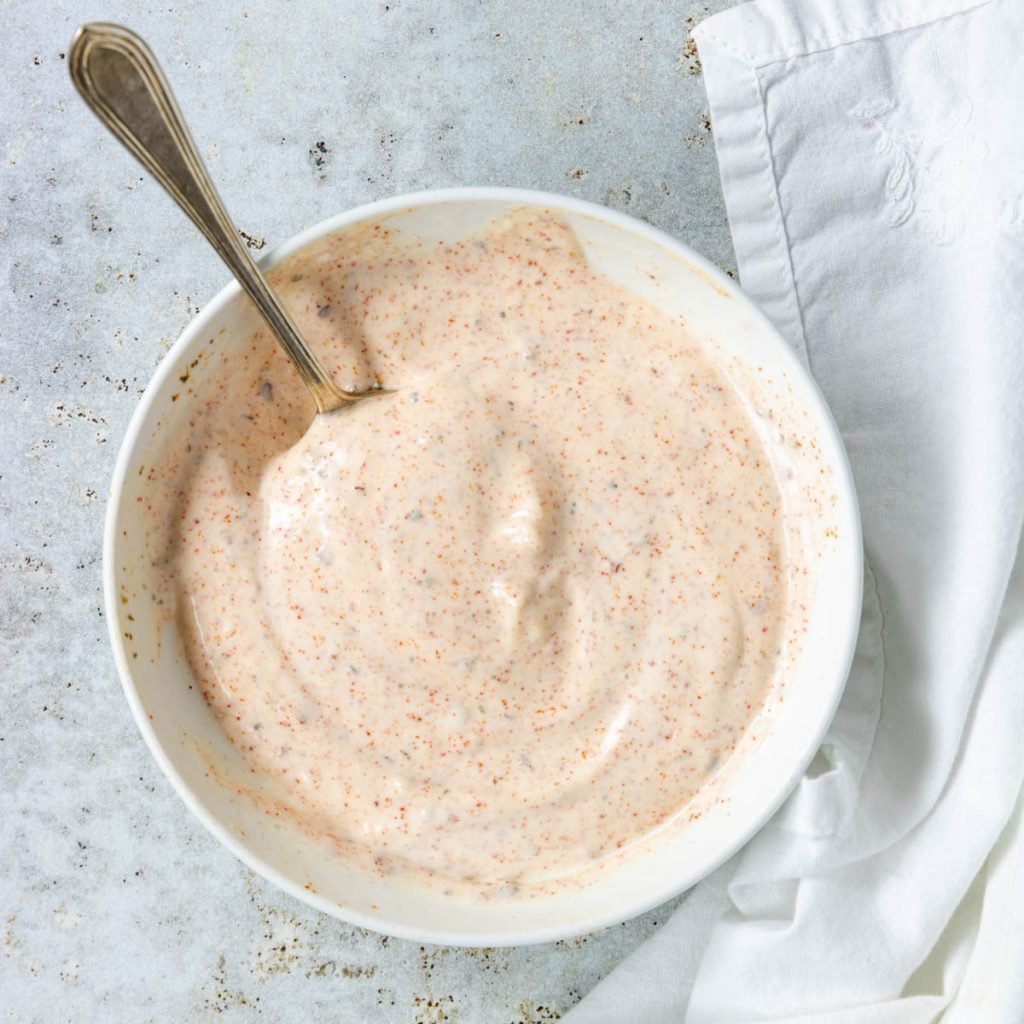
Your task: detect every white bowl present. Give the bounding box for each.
[105,187,862,946]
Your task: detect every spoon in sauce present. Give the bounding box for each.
[68,22,381,414]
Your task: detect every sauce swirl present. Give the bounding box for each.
[155,211,787,895]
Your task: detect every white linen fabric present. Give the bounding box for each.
[567,1,1024,1019]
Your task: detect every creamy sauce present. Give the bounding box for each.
[151,211,787,896]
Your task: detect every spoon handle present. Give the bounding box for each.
[68,22,361,413]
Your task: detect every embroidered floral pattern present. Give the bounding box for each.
[850,100,914,228]
[851,98,1004,245]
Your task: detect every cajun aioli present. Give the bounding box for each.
[153,211,787,895]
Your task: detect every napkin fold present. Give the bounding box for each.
[568,0,1024,1019]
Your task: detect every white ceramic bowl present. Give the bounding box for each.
[105,187,861,946]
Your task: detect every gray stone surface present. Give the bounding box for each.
[1,1,738,1020]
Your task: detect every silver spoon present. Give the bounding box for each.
[68,22,382,414]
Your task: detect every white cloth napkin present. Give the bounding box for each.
[567,0,1024,1020]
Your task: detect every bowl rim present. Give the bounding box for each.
[104,185,863,946]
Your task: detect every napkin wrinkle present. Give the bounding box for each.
[727,876,799,923]
[900,851,981,1004]
[944,775,1024,1019]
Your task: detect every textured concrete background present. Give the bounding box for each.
[1,1,739,1020]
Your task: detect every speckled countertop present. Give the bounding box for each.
[1,1,740,1020]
